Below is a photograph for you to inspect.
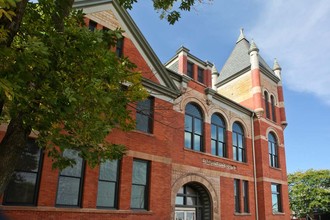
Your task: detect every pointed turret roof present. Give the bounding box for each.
[273,58,282,71]
[217,29,276,85]
[212,64,219,75]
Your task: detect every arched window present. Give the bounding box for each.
[268,133,279,168]
[211,114,226,157]
[271,95,276,122]
[232,122,246,162]
[185,103,203,152]
[264,91,270,119]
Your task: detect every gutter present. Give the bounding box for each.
[251,112,259,220]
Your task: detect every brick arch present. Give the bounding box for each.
[229,117,250,138]
[171,173,220,220]
[180,96,209,119]
[266,127,282,145]
[208,107,230,129]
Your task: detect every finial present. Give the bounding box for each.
[236,28,246,43]
[212,64,219,75]
[248,39,259,54]
[273,58,282,71]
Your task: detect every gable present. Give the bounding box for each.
[73,0,179,96]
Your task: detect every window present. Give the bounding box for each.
[264,91,270,119]
[97,160,119,209]
[187,62,194,78]
[185,103,203,152]
[268,133,279,168]
[271,95,276,122]
[243,180,249,213]
[271,183,282,213]
[88,20,97,31]
[175,184,202,208]
[131,159,149,209]
[211,114,226,157]
[234,179,240,213]
[3,139,43,206]
[56,149,84,207]
[116,37,124,57]
[232,122,245,162]
[136,97,154,133]
[197,67,204,83]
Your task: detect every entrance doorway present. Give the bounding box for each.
[175,183,211,220]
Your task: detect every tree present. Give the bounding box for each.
[288,169,330,219]
[120,0,213,25]
[0,0,208,195]
[0,0,148,194]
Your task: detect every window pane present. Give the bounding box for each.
[175,196,184,205]
[136,98,153,133]
[185,115,193,132]
[131,185,145,209]
[218,128,224,141]
[186,196,196,205]
[99,160,118,181]
[132,161,147,185]
[185,132,192,148]
[17,139,41,172]
[61,150,83,177]
[194,136,201,151]
[233,147,237,160]
[238,135,243,147]
[232,133,237,146]
[56,176,80,206]
[194,118,202,135]
[211,140,216,155]
[272,194,279,212]
[211,125,217,139]
[97,181,116,207]
[218,142,224,157]
[238,148,243,161]
[5,172,37,204]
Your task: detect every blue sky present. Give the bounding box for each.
[128,0,330,173]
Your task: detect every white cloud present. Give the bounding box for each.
[249,0,330,105]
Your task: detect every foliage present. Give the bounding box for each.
[288,169,330,218]
[119,0,212,24]
[0,0,147,170]
[0,0,21,42]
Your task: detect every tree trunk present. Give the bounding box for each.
[0,0,29,47]
[0,113,31,195]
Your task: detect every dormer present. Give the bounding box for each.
[165,46,213,88]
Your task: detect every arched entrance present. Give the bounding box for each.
[175,182,212,220]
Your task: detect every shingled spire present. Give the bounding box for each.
[236,28,246,43]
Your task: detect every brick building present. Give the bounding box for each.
[0,0,290,219]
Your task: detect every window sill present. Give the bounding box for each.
[269,166,281,171]
[234,212,251,216]
[273,212,285,216]
[0,205,153,215]
[131,129,154,137]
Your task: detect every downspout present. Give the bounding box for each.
[251,112,259,220]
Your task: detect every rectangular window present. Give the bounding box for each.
[56,150,84,207]
[3,138,43,206]
[88,20,97,31]
[197,67,204,83]
[243,180,249,213]
[116,37,124,57]
[97,160,119,209]
[234,179,240,213]
[187,62,194,78]
[271,183,282,213]
[136,97,154,133]
[131,159,149,210]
